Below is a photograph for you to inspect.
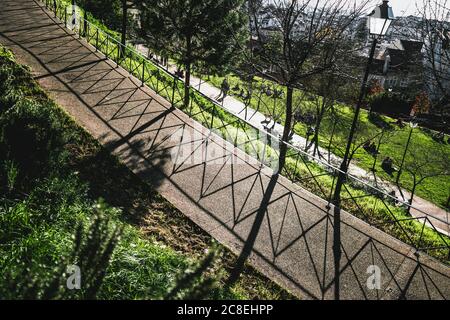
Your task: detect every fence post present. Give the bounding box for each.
[83,16,88,37]
[261,134,267,167]
[64,8,67,27]
[106,36,109,58]
[171,77,176,107]
[95,29,99,51]
[141,60,145,86]
[156,70,160,93]
[210,105,215,129]
[116,44,120,67]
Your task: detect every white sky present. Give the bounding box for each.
[386,0,421,16]
[268,1,449,19]
[344,0,424,17]
[315,0,442,17]
[360,0,448,17]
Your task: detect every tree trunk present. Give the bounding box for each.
[407,176,418,215]
[310,99,327,157]
[184,62,191,110]
[328,119,336,163]
[183,37,192,110]
[120,0,127,58]
[278,86,294,174]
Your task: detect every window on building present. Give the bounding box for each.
[400,78,408,88]
[386,77,397,87]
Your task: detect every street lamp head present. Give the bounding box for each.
[367,0,395,36]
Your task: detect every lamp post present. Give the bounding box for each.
[332,0,394,206]
[396,121,418,185]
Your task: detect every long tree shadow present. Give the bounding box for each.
[225,172,280,288]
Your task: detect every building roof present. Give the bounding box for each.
[369,39,423,75]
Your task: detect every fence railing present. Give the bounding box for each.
[40,0,450,263]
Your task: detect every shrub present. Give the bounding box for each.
[370,92,412,117]
[0,99,67,188]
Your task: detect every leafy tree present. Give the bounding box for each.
[367,79,385,99]
[136,0,248,109]
[78,0,124,31]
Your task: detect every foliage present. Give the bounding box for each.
[136,0,247,75]
[77,0,123,31]
[367,79,385,101]
[136,0,248,109]
[411,92,431,116]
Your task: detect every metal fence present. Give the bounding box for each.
[41,0,449,263]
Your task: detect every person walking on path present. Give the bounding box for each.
[261,113,272,130]
[216,78,230,102]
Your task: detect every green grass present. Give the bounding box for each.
[0,45,295,299]
[39,0,450,263]
[205,74,450,209]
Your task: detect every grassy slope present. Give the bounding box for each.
[205,74,450,209]
[0,46,295,299]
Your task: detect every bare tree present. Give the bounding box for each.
[401,141,450,213]
[303,71,336,157]
[304,55,362,159]
[417,0,450,122]
[247,0,370,172]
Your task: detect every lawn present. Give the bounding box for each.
[0,45,295,299]
[205,73,450,209]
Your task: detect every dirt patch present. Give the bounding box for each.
[68,134,297,299]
